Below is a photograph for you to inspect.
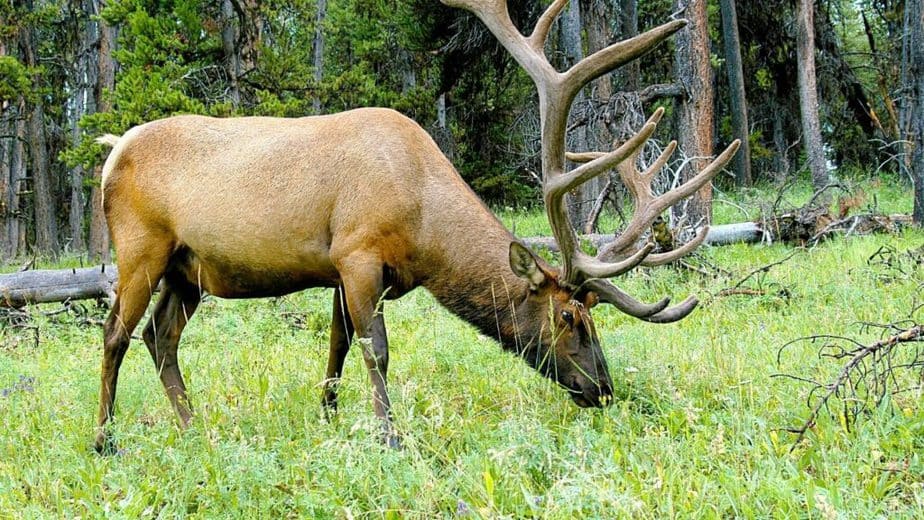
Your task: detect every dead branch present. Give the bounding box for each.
[726,250,801,292]
[774,322,924,450]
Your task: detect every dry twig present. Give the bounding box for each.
[774,321,924,450]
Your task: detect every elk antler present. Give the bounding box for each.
[443,0,740,322]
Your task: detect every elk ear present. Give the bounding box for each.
[509,242,546,291]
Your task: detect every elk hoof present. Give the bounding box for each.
[320,394,338,422]
[384,432,403,450]
[94,430,118,456]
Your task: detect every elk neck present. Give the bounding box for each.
[419,195,543,354]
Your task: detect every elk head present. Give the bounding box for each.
[445,0,740,406]
[508,241,612,407]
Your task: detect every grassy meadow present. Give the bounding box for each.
[1,179,923,517]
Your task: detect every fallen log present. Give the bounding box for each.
[0,265,118,308]
[522,213,911,253]
[522,222,765,253]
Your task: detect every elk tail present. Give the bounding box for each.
[96,134,121,147]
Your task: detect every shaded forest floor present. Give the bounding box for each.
[1,179,922,516]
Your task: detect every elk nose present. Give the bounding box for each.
[598,382,614,406]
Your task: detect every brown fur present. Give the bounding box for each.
[94,108,613,452]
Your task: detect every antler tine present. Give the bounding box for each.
[574,241,655,279]
[639,225,708,266]
[548,108,664,197]
[544,108,665,284]
[584,278,670,318]
[562,19,687,99]
[598,139,739,260]
[641,296,699,323]
[528,0,569,52]
[588,277,700,323]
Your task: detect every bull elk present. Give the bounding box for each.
[93,0,738,453]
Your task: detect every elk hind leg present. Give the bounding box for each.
[141,271,201,428]
[96,246,171,454]
[321,284,354,416]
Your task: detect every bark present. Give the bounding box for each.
[719,0,752,186]
[89,0,114,263]
[902,0,924,224]
[862,10,900,140]
[561,0,592,230]
[20,19,59,255]
[232,0,262,73]
[0,42,9,259]
[0,265,118,307]
[27,100,59,254]
[7,108,26,259]
[68,0,99,254]
[0,116,8,260]
[221,0,242,108]
[580,0,614,233]
[313,0,326,113]
[224,0,261,107]
[617,0,639,90]
[795,0,830,198]
[772,103,791,183]
[673,0,714,225]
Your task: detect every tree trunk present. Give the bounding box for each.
[902,0,924,224]
[67,0,99,254]
[0,115,9,261]
[89,0,114,263]
[313,0,326,113]
[221,0,242,108]
[235,0,262,73]
[617,0,639,91]
[673,0,715,225]
[561,0,592,230]
[27,100,59,255]
[580,0,613,233]
[772,103,791,183]
[20,17,59,255]
[222,0,261,108]
[0,39,10,259]
[719,0,752,186]
[7,105,26,259]
[795,0,830,199]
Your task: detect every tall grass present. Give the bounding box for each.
[1,183,922,517]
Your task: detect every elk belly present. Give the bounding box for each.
[169,245,340,298]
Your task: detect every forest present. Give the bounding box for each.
[1,0,924,517]
[0,0,921,259]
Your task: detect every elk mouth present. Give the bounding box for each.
[571,393,596,408]
[566,380,613,408]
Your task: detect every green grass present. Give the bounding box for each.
[1,184,923,517]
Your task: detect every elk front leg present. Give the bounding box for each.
[321,285,354,416]
[337,254,399,448]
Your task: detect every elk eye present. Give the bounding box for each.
[561,310,574,326]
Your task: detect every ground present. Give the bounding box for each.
[1,179,922,517]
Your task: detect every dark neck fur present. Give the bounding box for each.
[424,262,537,353]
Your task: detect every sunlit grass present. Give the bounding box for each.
[1,181,922,517]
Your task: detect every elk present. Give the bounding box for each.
[93,0,738,453]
